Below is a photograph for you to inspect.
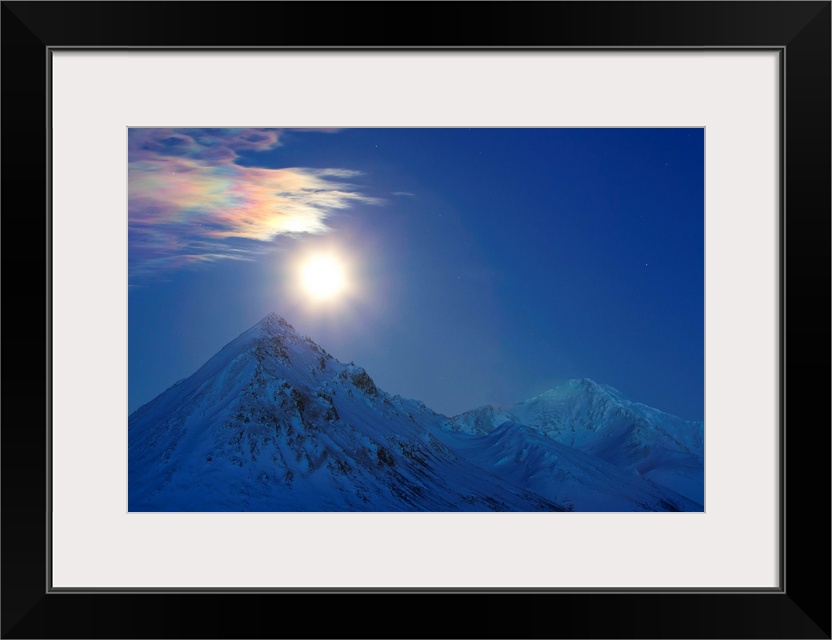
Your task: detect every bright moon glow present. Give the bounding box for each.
[301,255,345,300]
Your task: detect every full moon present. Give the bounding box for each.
[300,255,345,300]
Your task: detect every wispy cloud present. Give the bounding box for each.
[128,128,379,280]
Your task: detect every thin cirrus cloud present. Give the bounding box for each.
[128,128,380,280]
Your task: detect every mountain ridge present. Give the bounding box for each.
[449,377,704,504]
[129,313,703,511]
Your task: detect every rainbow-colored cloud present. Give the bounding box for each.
[128,128,379,280]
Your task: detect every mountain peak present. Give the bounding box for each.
[535,378,628,403]
[538,378,603,399]
[567,377,601,391]
[256,312,298,335]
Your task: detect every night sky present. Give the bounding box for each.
[128,128,704,420]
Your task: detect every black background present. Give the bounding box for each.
[2,2,829,638]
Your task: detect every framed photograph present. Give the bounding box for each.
[3,2,829,638]
[125,124,706,516]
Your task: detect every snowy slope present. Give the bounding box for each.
[129,314,702,512]
[438,422,701,512]
[449,378,704,505]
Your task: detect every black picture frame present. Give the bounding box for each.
[2,2,829,638]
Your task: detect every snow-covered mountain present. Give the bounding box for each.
[449,378,704,505]
[129,314,702,511]
[442,422,701,512]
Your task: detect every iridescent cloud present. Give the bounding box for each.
[128,128,379,280]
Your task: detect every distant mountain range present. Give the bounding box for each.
[450,378,704,505]
[129,313,704,511]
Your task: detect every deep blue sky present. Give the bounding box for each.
[129,128,704,420]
